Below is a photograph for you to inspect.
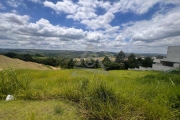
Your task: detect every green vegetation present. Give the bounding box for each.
[4,52,60,67]
[0,49,117,58]
[0,100,81,120]
[115,50,125,63]
[3,51,154,70]
[102,51,153,70]
[4,52,75,68]
[0,69,180,119]
[0,55,51,70]
[0,69,32,96]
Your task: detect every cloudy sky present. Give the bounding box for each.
[0,0,180,53]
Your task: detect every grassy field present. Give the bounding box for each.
[0,69,180,119]
[0,100,81,120]
[0,55,51,70]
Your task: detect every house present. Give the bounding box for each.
[152,45,180,71]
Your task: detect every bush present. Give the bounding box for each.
[140,72,180,85]
[167,68,180,74]
[80,81,121,119]
[0,69,33,97]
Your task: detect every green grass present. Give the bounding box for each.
[0,55,50,70]
[0,100,81,120]
[32,56,48,60]
[0,69,180,119]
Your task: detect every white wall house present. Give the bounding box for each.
[153,45,180,71]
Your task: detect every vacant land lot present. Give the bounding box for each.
[0,69,180,119]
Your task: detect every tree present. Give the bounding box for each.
[102,56,111,64]
[127,60,136,68]
[21,54,33,61]
[127,53,136,68]
[136,58,143,68]
[5,52,19,58]
[156,55,163,59]
[43,57,58,66]
[115,50,125,63]
[102,56,111,70]
[34,53,44,57]
[94,59,100,68]
[119,62,125,69]
[142,57,153,67]
[67,59,74,69]
[128,53,136,61]
[108,62,120,70]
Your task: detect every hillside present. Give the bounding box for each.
[0,55,51,70]
[0,69,180,119]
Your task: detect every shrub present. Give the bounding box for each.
[80,81,121,119]
[0,69,33,97]
[167,68,180,75]
[140,72,180,85]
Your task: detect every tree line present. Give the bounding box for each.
[4,51,153,70]
[102,51,153,70]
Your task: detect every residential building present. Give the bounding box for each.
[152,45,180,71]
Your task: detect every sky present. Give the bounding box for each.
[0,0,180,54]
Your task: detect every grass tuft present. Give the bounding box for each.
[0,69,33,98]
[54,105,64,115]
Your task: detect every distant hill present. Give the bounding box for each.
[0,48,166,58]
[0,55,51,70]
[0,48,117,58]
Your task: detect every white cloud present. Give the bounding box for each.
[118,6,180,42]
[6,0,25,8]
[164,0,180,5]
[105,26,120,34]
[98,1,111,10]
[86,32,103,43]
[44,0,99,20]
[120,0,161,14]
[6,0,21,8]
[43,0,180,31]
[11,10,18,14]
[43,0,116,30]
[112,6,180,53]
[7,0,18,7]
[1,0,180,53]
[0,12,105,50]
[0,13,29,25]
[115,35,124,41]
[108,0,180,15]
[67,0,99,20]
[44,0,78,14]
[0,3,5,10]
[128,35,180,53]
[29,0,41,3]
[81,12,114,30]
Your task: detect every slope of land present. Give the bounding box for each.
[0,55,51,70]
[1,69,180,119]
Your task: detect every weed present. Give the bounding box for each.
[54,105,64,115]
[80,79,89,91]
[1,69,180,119]
[167,68,180,74]
[0,69,33,96]
[27,111,36,120]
